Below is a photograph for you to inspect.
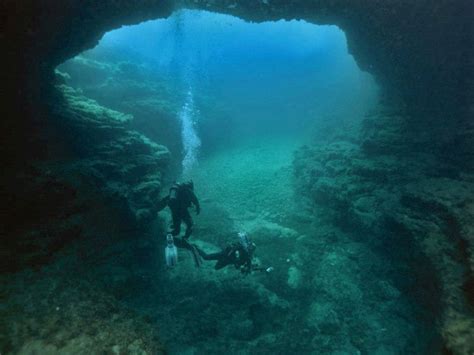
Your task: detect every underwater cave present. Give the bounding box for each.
[2,1,473,354]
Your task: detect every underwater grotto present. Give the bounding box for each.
[1,1,473,354]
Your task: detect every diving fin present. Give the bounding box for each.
[190,245,202,268]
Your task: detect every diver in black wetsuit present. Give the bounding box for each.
[157,181,200,241]
[157,181,202,267]
[196,232,271,274]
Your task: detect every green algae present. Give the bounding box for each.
[59,84,133,124]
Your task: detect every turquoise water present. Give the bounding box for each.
[11,9,443,354]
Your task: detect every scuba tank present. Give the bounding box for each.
[168,183,180,209]
[169,183,181,201]
[169,183,179,200]
[165,234,178,267]
[238,232,250,250]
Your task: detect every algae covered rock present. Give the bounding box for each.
[1,274,165,354]
[58,52,183,174]
[54,84,170,225]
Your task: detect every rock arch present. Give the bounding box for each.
[4,0,472,123]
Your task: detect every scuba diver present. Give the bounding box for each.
[157,181,201,267]
[195,232,273,275]
[157,180,200,241]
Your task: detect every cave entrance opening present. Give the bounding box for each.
[58,9,379,179]
[57,8,380,261]
[54,10,438,354]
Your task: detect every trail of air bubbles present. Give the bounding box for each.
[170,10,203,178]
[179,87,201,177]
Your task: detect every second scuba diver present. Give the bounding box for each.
[195,232,273,275]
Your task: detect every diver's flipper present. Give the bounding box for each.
[190,245,202,268]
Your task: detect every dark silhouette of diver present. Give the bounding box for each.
[196,232,272,275]
[157,181,201,267]
[157,181,200,241]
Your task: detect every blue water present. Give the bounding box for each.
[93,10,378,153]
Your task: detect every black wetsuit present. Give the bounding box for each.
[197,243,253,273]
[157,183,200,240]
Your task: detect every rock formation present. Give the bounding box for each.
[293,101,474,353]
